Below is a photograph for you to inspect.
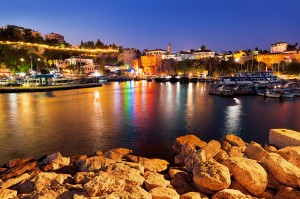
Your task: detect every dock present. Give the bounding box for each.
[0,83,102,93]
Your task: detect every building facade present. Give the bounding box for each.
[270,42,287,53]
[44,33,65,43]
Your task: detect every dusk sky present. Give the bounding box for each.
[1,0,300,52]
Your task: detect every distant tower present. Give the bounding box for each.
[168,43,171,54]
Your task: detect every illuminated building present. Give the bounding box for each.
[193,50,215,59]
[44,33,65,43]
[270,42,287,53]
[146,49,167,55]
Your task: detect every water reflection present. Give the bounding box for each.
[223,98,242,136]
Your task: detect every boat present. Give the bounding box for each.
[169,76,179,83]
[257,90,266,97]
[265,90,281,98]
[190,77,199,83]
[218,71,280,86]
[280,92,294,98]
[179,76,190,84]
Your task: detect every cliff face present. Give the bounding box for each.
[1,129,300,198]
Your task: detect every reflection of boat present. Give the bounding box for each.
[265,90,280,98]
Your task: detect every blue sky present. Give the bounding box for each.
[1,0,300,52]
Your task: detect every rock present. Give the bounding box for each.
[180,192,208,199]
[70,154,88,167]
[274,186,300,199]
[31,172,72,191]
[170,178,195,195]
[103,148,133,161]
[220,140,232,151]
[224,157,267,196]
[74,172,95,184]
[277,146,300,168]
[193,160,231,191]
[213,150,229,163]
[83,171,125,197]
[261,152,300,187]
[172,134,207,153]
[54,165,77,176]
[150,187,180,199]
[5,158,34,168]
[169,168,188,181]
[225,134,247,147]
[107,162,144,186]
[145,172,170,191]
[203,140,221,160]
[79,156,116,172]
[226,146,244,157]
[228,181,249,195]
[125,186,151,199]
[264,144,277,153]
[40,152,70,171]
[269,129,300,148]
[266,171,282,189]
[258,188,275,199]
[90,150,103,156]
[212,189,254,199]
[184,150,206,172]
[1,173,31,189]
[139,158,169,173]
[0,188,17,199]
[245,142,268,161]
[1,160,36,180]
[108,148,133,155]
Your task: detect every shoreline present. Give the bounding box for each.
[0,129,299,198]
[0,83,102,93]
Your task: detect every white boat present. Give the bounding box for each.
[218,71,280,86]
[280,92,294,98]
[265,90,281,98]
[257,90,265,97]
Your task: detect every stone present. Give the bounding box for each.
[145,172,170,191]
[74,172,95,184]
[220,140,232,151]
[70,154,88,167]
[5,158,34,168]
[139,158,169,173]
[125,186,151,199]
[274,186,300,199]
[107,162,144,186]
[90,150,103,156]
[1,173,31,189]
[150,187,180,199]
[184,150,206,172]
[269,129,300,148]
[245,142,268,161]
[224,157,267,196]
[212,189,254,199]
[108,148,133,155]
[226,146,244,157]
[1,160,36,180]
[40,152,70,171]
[261,152,300,187]
[104,151,124,161]
[202,140,221,160]
[225,134,247,147]
[213,149,229,163]
[169,168,188,181]
[170,178,195,195]
[54,165,77,176]
[180,192,208,199]
[264,144,277,153]
[172,134,207,154]
[193,160,231,191]
[31,172,72,191]
[228,181,249,195]
[79,155,116,172]
[83,171,126,197]
[277,146,300,168]
[258,189,275,199]
[0,188,17,199]
[266,171,282,189]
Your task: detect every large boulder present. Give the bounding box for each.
[150,187,180,199]
[139,158,169,173]
[224,157,268,196]
[79,155,116,172]
[40,152,70,171]
[172,135,207,153]
[213,149,229,163]
[245,142,268,161]
[261,152,300,187]
[212,189,254,199]
[1,173,31,189]
[5,158,34,168]
[193,160,231,191]
[226,146,244,157]
[202,140,221,160]
[274,186,300,199]
[180,192,208,199]
[145,172,170,191]
[104,148,133,161]
[269,129,300,148]
[169,168,188,181]
[0,188,17,199]
[225,134,247,147]
[74,172,95,184]
[277,146,300,168]
[170,178,195,195]
[83,171,126,197]
[31,172,72,191]
[184,150,206,172]
[1,160,36,180]
[125,186,151,199]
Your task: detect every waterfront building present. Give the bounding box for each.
[82,64,96,74]
[193,49,215,59]
[65,57,93,66]
[44,33,65,43]
[270,42,287,53]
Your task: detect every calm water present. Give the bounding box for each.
[1,81,300,164]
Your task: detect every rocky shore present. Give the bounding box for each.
[0,129,300,199]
